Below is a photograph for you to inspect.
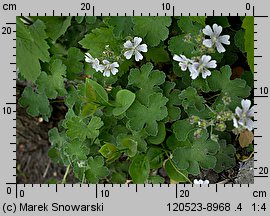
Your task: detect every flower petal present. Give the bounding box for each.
[123,40,133,48]
[202,25,213,36]
[203,180,209,184]
[133,37,142,46]
[111,68,118,75]
[213,24,222,36]
[85,53,94,63]
[235,107,242,117]
[201,55,211,64]
[134,50,143,61]
[206,60,217,69]
[245,118,254,131]
[103,60,110,65]
[218,35,230,45]
[124,50,134,60]
[241,99,251,112]
[189,65,199,80]
[179,63,188,71]
[202,69,211,79]
[203,39,213,48]
[215,42,226,53]
[103,70,110,77]
[233,117,238,128]
[173,54,182,62]
[246,106,255,117]
[111,62,119,68]
[137,44,147,52]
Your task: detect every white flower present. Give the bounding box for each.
[85,53,104,72]
[193,179,209,184]
[173,54,193,71]
[202,24,230,53]
[123,37,148,61]
[102,60,119,77]
[233,99,254,131]
[189,55,217,79]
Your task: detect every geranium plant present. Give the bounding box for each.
[17,16,254,184]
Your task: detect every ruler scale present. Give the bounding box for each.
[1,0,269,215]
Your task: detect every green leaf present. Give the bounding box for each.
[66,116,103,141]
[85,17,97,24]
[37,59,67,99]
[164,159,189,183]
[116,135,137,157]
[128,62,166,105]
[17,18,50,82]
[147,122,166,145]
[37,17,72,41]
[108,17,134,38]
[148,176,164,184]
[99,143,121,162]
[179,86,205,112]
[113,89,136,116]
[234,29,245,53]
[79,27,119,57]
[63,47,84,80]
[172,119,193,141]
[65,139,89,161]
[126,93,168,136]
[163,81,181,122]
[145,46,170,63]
[129,154,150,183]
[172,131,220,175]
[190,16,206,26]
[214,140,236,173]
[75,16,84,24]
[85,156,109,183]
[146,147,164,169]
[19,87,51,121]
[133,17,172,46]
[208,66,251,106]
[168,35,195,58]
[242,17,254,72]
[86,78,109,106]
[177,17,202,34]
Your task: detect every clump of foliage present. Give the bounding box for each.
[17,16,254,184]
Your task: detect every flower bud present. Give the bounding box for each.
[215,122,226,131]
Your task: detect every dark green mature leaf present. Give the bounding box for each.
[37,59,67,99]
[99,143,121,162]
[146,147,164,169]
[129,154,150,183]
[65,139,89,160]
[190,16,206,25]
[37,17,72,41]
[234,29,245,53]
[108,17,134,38]
[208,66,251,103]
[19,87,51,121]
[145,46,170,63]
[128,62,166,105]
[148,176,164,184]
[168,35,195,58]
[17,18,50,82]
[178,17,202,34]
[172,119,193,141]
[63,47,84,79]
[164,159,189,182]
[163,81,181,122]
[133,17,172,46]
[147,122,166,145]
[242,17,254,72]
[113,89,136,116]
[66,116,103,141]
[179,86,205,112]
[85,156,109,183]
[214,140,236,173]
[172,131,220,175]
[126,93,168,136]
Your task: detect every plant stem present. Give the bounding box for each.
[61,164,71,184]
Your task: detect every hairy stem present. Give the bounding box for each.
[61,164,71,184]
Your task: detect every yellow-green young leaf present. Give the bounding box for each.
[164,159,189,183]
[99,143,121,162]
[85,156,109,183]
[37,59,67,99]
[19,87,51,121]
[242,17,254,72]
[133,17,172,47]
[16,18,50,82]
[129,154,150,183]
[113,89,136,116]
